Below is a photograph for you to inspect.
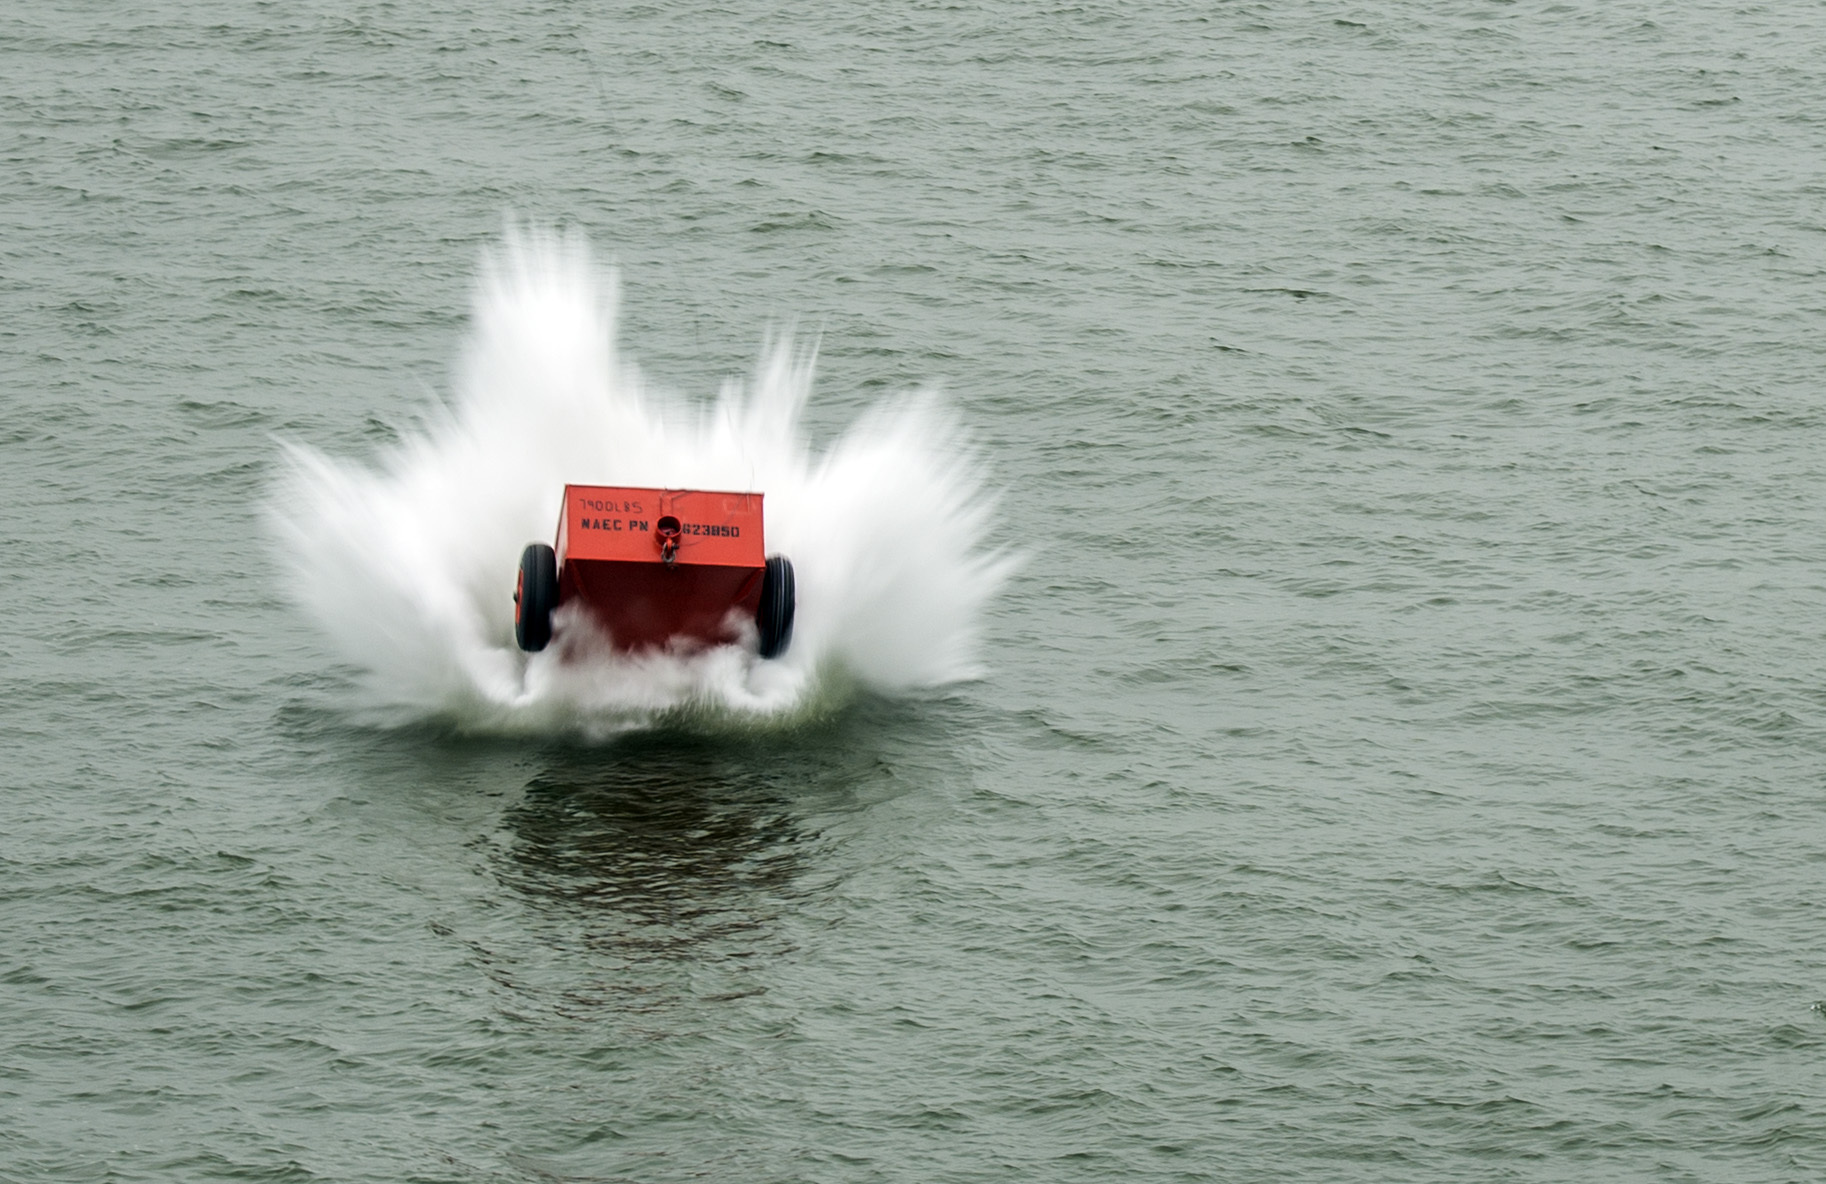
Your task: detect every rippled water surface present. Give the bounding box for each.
[8,2,1826,1180]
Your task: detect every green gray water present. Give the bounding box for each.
[8,1,1826,1180]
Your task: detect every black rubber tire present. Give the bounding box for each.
[756,555,796,659]
[514,543,558,652]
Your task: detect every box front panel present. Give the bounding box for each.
[560,485,765,567]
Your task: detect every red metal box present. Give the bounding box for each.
[553,485,767,653]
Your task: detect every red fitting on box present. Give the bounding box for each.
[654,515,681,565]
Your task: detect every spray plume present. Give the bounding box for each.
[271,227,1011,733]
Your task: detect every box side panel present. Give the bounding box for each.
[560,559,765,652]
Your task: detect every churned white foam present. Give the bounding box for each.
[271,227,1012,732]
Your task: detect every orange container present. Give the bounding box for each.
[553,485,767,652]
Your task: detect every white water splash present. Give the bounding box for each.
[270,228,1011,733]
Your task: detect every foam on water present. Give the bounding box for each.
[271,228,1011,732]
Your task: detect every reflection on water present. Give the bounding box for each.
[463,703,941,1020]
[496,732,817,962]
